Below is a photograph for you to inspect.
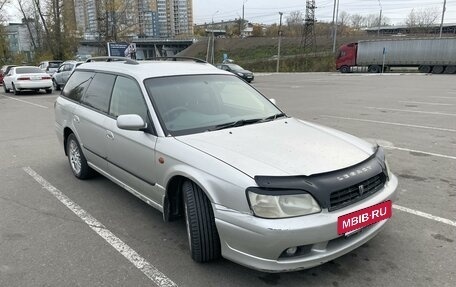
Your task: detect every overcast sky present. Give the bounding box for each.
[3,1,456,26]
[194,0,456,25]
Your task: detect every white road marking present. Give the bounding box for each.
[0,95,48,109]
[383,146,456,160]
[23,167,178,287]
[321,115,456,133]
[431,96,456,99]
[399,101,453,106]
[393,204,456,227]
[367,106,456,117]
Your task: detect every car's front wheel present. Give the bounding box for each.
[183,180,221,263]
[66,133,93,179]
[3,83,9,93]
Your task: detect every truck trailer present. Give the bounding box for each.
[336,38,456,74]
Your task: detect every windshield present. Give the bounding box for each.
[48,62,62,68]
[145,75,283,136]
[226,64,244,71]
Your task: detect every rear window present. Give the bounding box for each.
[16,67,45,74]
[62,71,95,102]
[48,62,62,68]
[81,73,116,113]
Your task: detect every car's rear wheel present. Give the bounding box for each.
[3,83,9,93]
[66,133,93,179]
[12,83,21,95]
[183,180,221,263]
[45,88,52,94]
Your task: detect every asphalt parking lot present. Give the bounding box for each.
[0,73,455,287]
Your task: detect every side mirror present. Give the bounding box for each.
[117,114,147,131]
[269,98,277,105]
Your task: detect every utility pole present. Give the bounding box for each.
[302,0,316,53]
[331,0,337,53]
[377,8,382,37]
[439,0,447,38]
[332,0,340,54]
[276,12,283,73]
[377,0,382,37]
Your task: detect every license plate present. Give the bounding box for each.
[31,76,40,80]
[337,201,392,235]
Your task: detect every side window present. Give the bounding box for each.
[109,76,149,123]
[62,71,94,102]
[57,65,65,72]
[65,64,74,72]
[82,73,116,113]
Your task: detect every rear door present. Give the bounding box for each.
[74,72,116,172]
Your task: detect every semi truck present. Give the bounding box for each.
[336,38,456,74]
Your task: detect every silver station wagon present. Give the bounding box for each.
[54,57,398,272]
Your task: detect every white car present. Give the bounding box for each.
[55,57,398,272]
[3,66,53,95]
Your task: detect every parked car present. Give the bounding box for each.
[216,63,254,82]
[0,65,17,86]
[38,60,63,76]
[54,57,397,272]
[3,66,52,94]
[52,61,83,90]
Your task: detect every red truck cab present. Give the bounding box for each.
[336,43,358,73]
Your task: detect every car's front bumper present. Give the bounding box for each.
[214,174,398,272]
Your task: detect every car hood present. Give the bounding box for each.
[176,118,375,178]
[234,69,253,74]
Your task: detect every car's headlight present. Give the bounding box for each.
[247,189,321,218]
[237,72,244,76]
[384,158,392,179]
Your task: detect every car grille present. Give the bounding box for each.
[329,173,386,211]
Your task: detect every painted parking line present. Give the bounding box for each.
[366,107,456,117]
[383,146,456,161]
[393,204,456,227]
[430,96,456,99]
[0,95,49,109]
[321,115,456,133]
[399,101,453,106]
[23,167,178,287]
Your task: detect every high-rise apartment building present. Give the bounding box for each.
[74,0,193,39]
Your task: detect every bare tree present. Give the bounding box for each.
[350,14,365,29]
[286,10,303,37]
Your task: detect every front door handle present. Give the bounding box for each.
[73,115,80,123]
[106,130,114,140]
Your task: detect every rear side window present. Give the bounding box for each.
[62,71,94,102]
[82,73,116,113]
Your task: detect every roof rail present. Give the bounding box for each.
[146,56,207,63]
[85,56,139,65]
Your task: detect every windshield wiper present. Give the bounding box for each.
[214,118,262,130]
[258,113,287,123]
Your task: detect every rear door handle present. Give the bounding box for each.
[73,115,80,123]
[106,130,114,140]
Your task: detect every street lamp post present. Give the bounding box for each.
[242,0,248,36]
[276,12,283,73]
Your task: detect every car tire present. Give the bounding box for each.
[53,80,61,91]
[12,83,20,95]
[66,133,94,179]
[183,180,221,263]
[339,65,350,73]
[3,83,9,93]
[46,88,52,94]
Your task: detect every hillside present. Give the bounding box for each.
[179,36,367,72]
